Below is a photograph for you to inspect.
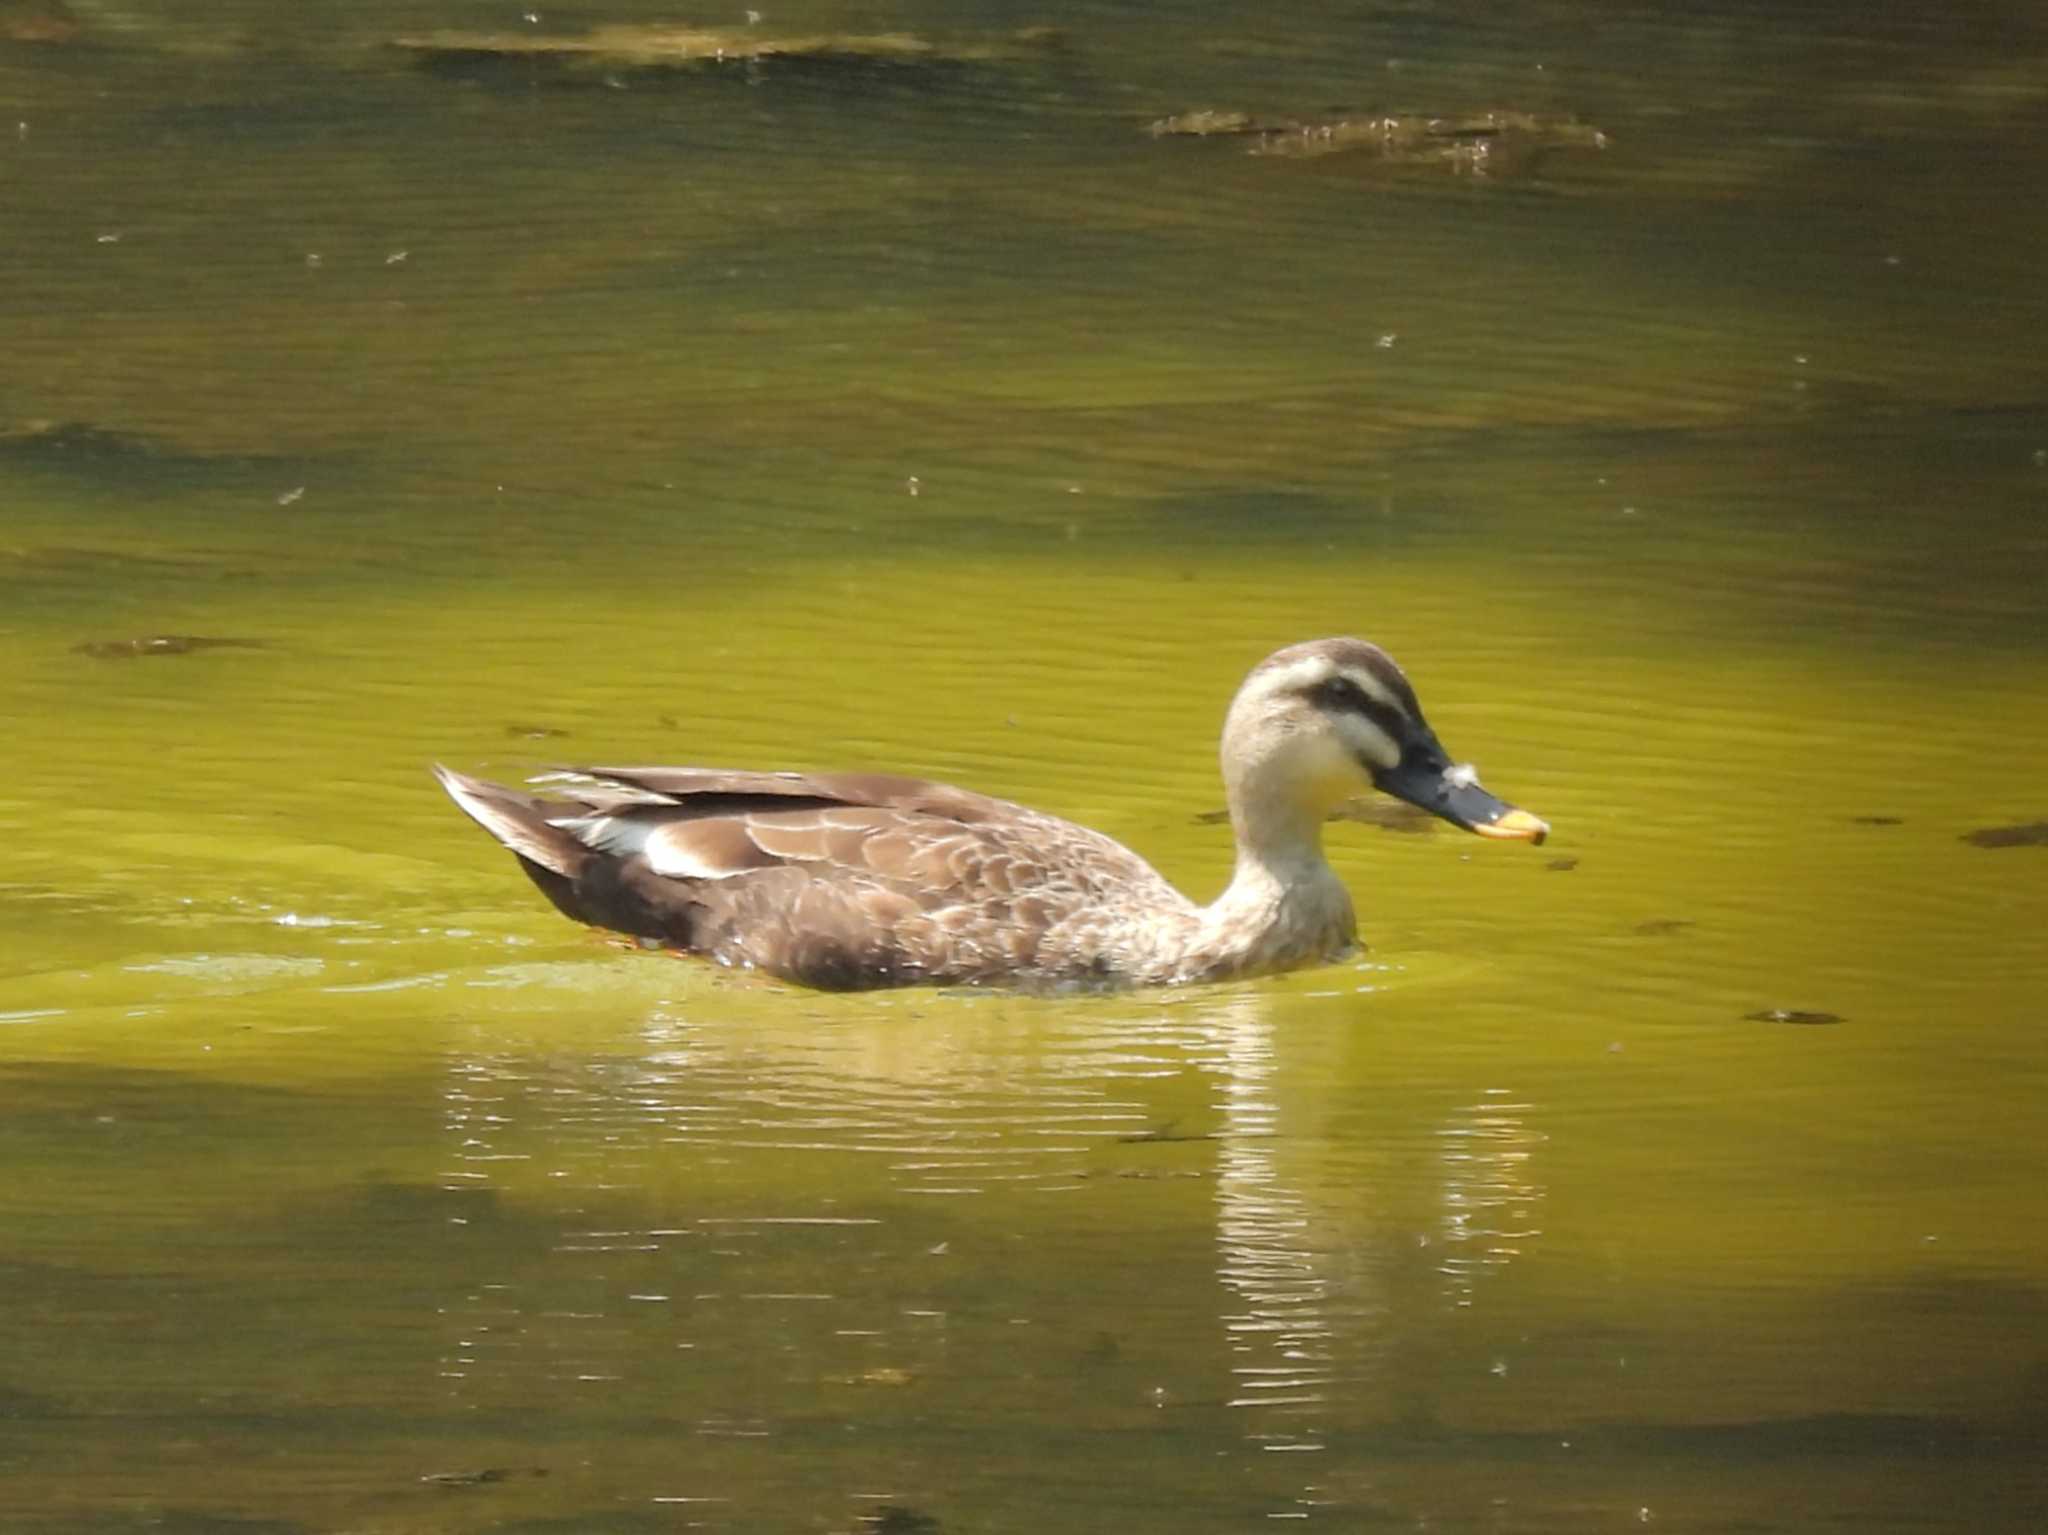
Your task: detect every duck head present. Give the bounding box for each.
[1222,637,1549,844]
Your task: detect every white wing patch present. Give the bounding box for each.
[640,819,786,880]
[552,812,648,857]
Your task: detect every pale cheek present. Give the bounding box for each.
[1294,733,1375,804]
[1334,718,1399,773]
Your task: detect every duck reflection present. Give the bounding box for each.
[1186,988,1549,1459]
[421,974,1547,1506]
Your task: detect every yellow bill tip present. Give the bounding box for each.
[1471,808,1550,845]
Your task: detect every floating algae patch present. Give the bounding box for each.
[1146,109,1259,137]
[390,22,1064,77]
[1149,109,1607,178]
[71,634,267,660]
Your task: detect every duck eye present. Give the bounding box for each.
[1317,676,1364,709]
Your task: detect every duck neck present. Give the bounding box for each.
[1192,791,1357,980]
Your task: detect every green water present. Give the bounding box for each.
[3,2,2046,1529]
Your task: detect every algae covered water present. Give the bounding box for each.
[2,1,2045,1529]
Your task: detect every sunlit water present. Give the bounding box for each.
[2,1,2045,1530]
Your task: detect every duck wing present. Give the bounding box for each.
[545,765,1020,826]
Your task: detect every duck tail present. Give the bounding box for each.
[432,764,590,879]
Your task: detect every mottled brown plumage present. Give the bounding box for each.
[434,639,1549,991]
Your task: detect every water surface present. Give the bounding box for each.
[2,1,2045,1529]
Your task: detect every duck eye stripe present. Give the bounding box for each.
[1361,697,1409,738]
[1310,678,1407,739]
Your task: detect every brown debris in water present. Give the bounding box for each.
[1960,821,2048,848]
[825,1365,916,1387]
[1745,1008,1844,1026]
[390,23,1063,71]
[1150,108,1608,177]
[420,1466,548,1488]
[861,1507,942,1535]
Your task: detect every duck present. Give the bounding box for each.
[432,637,1548,992]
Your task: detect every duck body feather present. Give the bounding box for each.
[436,764,1213,990]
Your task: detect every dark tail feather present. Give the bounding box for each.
[433,764,693,943]
[432,764,590,878]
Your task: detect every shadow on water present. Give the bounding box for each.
[0,420,334,502]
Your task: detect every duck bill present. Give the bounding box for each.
[1372,749,1549,845]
